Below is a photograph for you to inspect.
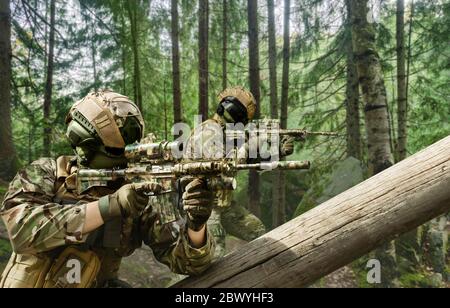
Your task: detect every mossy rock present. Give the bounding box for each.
[294,157,365,217]
[424,221,447,275]
[119,246,186,288]
[399,271,443,288]
[350,256,375,288]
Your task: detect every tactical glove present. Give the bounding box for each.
[280,136,295,157]
[98,182,162,222]
[182,178,214,231]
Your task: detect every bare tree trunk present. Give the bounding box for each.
[198,0,209,120]
[267,0,281,227]
[163,79,168,140]
[171,0,182,124]
[349,0,394,175]
[273,0,291,226]
[91,31,98,91]
[247,0,261,218]
[267,0,278,120]
[280,0,290,131]
[405,0,414,143]
[348,0,397,286]
[0,0,17,180]
[222,0,227,90]
[396,0,407,162]
[345,6,361,160]
[43,0,55,157]
[121,46,126,95]
[120,7,127,96]
[127,0,142,111]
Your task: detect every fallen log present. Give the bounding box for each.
[174,135,450,288]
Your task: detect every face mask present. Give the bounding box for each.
[75,146,127,169]
[87,151,128,169]
[217,98,249,125]
[223,110,236,124]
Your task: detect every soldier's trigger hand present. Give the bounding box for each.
[179,176,195,190]
[182,178,214,231]
[99,182,162,222]
[133,182,163,195]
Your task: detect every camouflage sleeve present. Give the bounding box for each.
[184,119,226,161]
[141,211,215,276]
[0,158,87,255]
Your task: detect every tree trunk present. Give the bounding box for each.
[405,1,414,112]
[171,0,182,124]
[396,0,407,162]
[121,46,127,95]
[198,0,209,120]
[267,0,278,120]
[91,30,98,91]
[247,0,260,119]
[267,0,281,227]
[280,0,290,131]
[349,0,393,175]
[43,0,55,157]
[273,0,291,226]
[0,0,17,180]
[345,6,361,160]
[127,0,142,111]
[221,0,227,90]
[174,135,450,287]
[120,8,127,95]
[163,79,168,140]
[247,0,261,218]
[348,0,397,286]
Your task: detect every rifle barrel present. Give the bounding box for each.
[280,129,338,136]
[236,161,310,170]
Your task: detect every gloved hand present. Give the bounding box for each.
[98,182,162,222]
[280,136,295,157]
[182,178,214,231]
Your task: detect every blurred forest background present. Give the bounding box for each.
[0,0,448,287]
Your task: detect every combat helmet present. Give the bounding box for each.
[65,89,144,167]
[217,86,257,125]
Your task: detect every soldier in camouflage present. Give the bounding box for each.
[184,86,294,258]
[0,90,215,288]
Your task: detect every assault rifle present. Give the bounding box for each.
[76,119,335,195]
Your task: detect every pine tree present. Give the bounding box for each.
[198,0,209,120]
[247,0,261,218]
[171,0,182,123]
[396,0,407,161]
[43,0,55,157]
[0,0,17,180]
[345,3,361,160]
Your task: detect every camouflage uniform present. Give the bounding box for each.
[0,158,213,288]
[184,114,265,259]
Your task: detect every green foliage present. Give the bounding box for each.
[398,270,445,288]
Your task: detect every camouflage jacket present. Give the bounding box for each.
[184,115,249,209]
[0,157,214,280]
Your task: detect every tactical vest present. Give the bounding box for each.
[0,156,129,288]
